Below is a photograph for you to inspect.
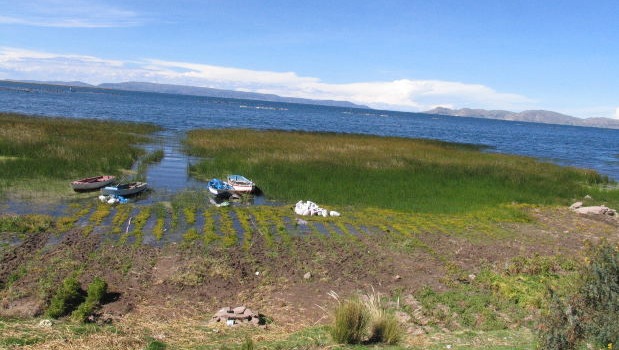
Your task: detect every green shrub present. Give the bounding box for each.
[330,297,370,344]
[580,243,619,347]
[71,277,108,322]
[538,243,619,349]
[46,276,83,319]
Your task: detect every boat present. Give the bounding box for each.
[226,174,255,193]
[101,182,148,196]
[71,175,116,191]
[207,178,234,195]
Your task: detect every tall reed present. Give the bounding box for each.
[0,113,160,196]
[185,129,618,214]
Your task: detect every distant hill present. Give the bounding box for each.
[8,80,367,109]
[17,80,96,88]
[97,81,367,108]
[425,107,619,129]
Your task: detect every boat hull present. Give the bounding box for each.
[207,178,233,195]
[226,175,255,193]
[71,175,116,191]
[101,182,148,196]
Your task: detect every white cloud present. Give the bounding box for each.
[0,47,535,112]
[615,107,619,119]
[0,1,141,28]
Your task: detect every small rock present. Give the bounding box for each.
[584,195,592,200]
[393,274,401,281]
[569,202,583,210]
[468,274,476,281]
[255,271,260,276]
[303,272,312,280]
[38,319,53,328]
[233,306,247,314]
[574,205,617,216]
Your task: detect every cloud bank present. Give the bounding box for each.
[0,1,141,28]
[0,47,534,112]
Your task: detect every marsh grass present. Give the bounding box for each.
[0,113,160,198]
[186,129,618,214]
[0,214,54,234]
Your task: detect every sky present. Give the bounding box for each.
[1,0,618,119]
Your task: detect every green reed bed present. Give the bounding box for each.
[152,203,169,241]
[126,206,150,245]
[0,113,160,198]
[234,207,254,251]
[203,208,220,246]
[111,204,133,235]
[186,129,618,214]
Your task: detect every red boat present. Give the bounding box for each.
[70,175,116,191]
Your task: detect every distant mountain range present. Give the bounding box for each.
[6,79,619,129]
[424,107,619,129]
[15,80,366,109]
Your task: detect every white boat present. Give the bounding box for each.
[207,178,234,195]
[226,174,255,193]
[101,182,148,196]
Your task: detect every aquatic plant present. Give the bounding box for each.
[185,129,619,213]
[0,113,160,197]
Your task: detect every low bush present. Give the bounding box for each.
[71,277,108,322]
[46,276,83,319]
[538,242,619,349]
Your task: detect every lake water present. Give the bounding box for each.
[1,80,618,182]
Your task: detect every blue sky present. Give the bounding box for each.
[1,0,618,118]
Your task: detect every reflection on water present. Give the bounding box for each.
[141,131,206,202]
[138,131,269,205]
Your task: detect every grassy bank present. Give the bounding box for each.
[186,128,618,214]
[2,125,618,349]
[0,113,160,198]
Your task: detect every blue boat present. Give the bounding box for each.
[207,178,234,195]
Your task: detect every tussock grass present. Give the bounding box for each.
[330,295,370,344]
[329,289,403,345]
[0,113,160,198]
[186,129,618,214]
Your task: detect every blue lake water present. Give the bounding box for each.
[1,80,618,182]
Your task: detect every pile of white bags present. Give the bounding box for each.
[99,194,128,204]
[294,200,340,217]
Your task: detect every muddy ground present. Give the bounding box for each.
[0,206,617,348]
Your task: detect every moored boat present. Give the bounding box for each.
[101,182,148,196]
[71,175,116,191]
[207,178,234,195]
[226,174,255,193]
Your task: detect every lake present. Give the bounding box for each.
[1,80,618,182]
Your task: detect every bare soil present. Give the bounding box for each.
[0,207,617,349]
